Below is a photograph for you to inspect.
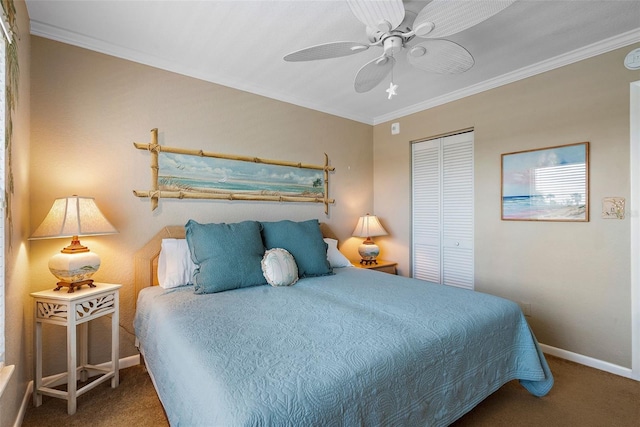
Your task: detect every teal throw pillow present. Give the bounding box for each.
[260,219,332,278]
[185,220,266,294]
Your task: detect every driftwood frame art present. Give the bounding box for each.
[133,129,335,214]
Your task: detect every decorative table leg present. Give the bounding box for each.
[67,307,77,415]
[33,320,42,407]
[111,291,120,388]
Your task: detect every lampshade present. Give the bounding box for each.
[30,196,118,292]
[30,196,118,240]
[352,214,388,265]
[352,214,388,239]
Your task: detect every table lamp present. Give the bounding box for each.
[30,196,118,293]
[352,213,388,265]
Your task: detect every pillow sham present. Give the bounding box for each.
[260,219,333,278]
[158,238,198,289]
[323,238,352,268]
[261,248,299,287]
[185,220,267,294]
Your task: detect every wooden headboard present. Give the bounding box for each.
[133,223,339,301]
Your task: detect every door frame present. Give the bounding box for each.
[630,80,639,380]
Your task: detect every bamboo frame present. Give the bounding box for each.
[133,128,335,213]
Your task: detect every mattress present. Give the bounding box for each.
[134,267,553,426]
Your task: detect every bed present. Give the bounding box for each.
[134,220,553,426]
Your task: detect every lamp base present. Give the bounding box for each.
[54,279,96,293]
[358,241,380,265]
[48,250,101,292]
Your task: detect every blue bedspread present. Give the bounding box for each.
[134,267,553,426]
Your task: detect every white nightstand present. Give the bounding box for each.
[31,282,121,415]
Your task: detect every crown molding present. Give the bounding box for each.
[373,28,640,125]
[30,20,640,127]
[29,20,374,124]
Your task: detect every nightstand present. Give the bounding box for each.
[31,283,121,415]
[351,259,397,275]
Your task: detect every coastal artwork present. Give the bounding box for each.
[133,129,335,213]
[501,142,589,221]
[158,152,325,198]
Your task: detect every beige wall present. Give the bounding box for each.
[374,43,640,368]
[30,36,373,375]
[1,1,31,426]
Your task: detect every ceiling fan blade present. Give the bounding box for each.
[413,0,515,39]
[283,41,370,62]
[354,55,396,93]
[407,40,474,74]
[347,0,405,32]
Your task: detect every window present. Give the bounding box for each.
[0,24,6,372]
[0,10,12,395]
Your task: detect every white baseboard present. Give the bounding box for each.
[13,380,32,427]
[14,354,141,427]
[117,354,141,370]
[539,343,637,380]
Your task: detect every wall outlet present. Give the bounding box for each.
[519,302,532,317]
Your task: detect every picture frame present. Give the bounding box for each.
[601,197,625,219]
[501,142,589,221]
[133,129,335,214]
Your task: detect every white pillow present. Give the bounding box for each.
[324,238,352,268]
[261,248,299,287]
[158,238,198,289]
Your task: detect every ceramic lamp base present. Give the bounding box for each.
[358,242,380,265]
[48,251,101,293]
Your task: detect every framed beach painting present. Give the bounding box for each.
[501,142,589,221]
[133,129,335,213]
[157,153,325,197]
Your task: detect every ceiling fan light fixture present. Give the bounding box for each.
[409,46,427,58]
[414,21,435,37]
[382,36,403,56]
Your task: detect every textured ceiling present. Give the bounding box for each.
[25,0,640,124]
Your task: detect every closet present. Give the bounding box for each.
[411,131,474,289]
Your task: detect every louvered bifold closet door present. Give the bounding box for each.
[412,131,474,289]
[442,133,474,289]
[412,139,441,283]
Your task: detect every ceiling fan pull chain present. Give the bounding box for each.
[386,52,398,100]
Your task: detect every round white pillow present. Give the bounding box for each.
[261,248,299,287]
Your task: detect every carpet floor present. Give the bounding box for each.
[22,355,640,426]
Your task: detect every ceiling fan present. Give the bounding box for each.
[284,0,516,94]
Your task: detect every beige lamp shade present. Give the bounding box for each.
[30,196,118,292]
[352,214,388,239]
[352,214,388,265]
[30,196,118,239]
